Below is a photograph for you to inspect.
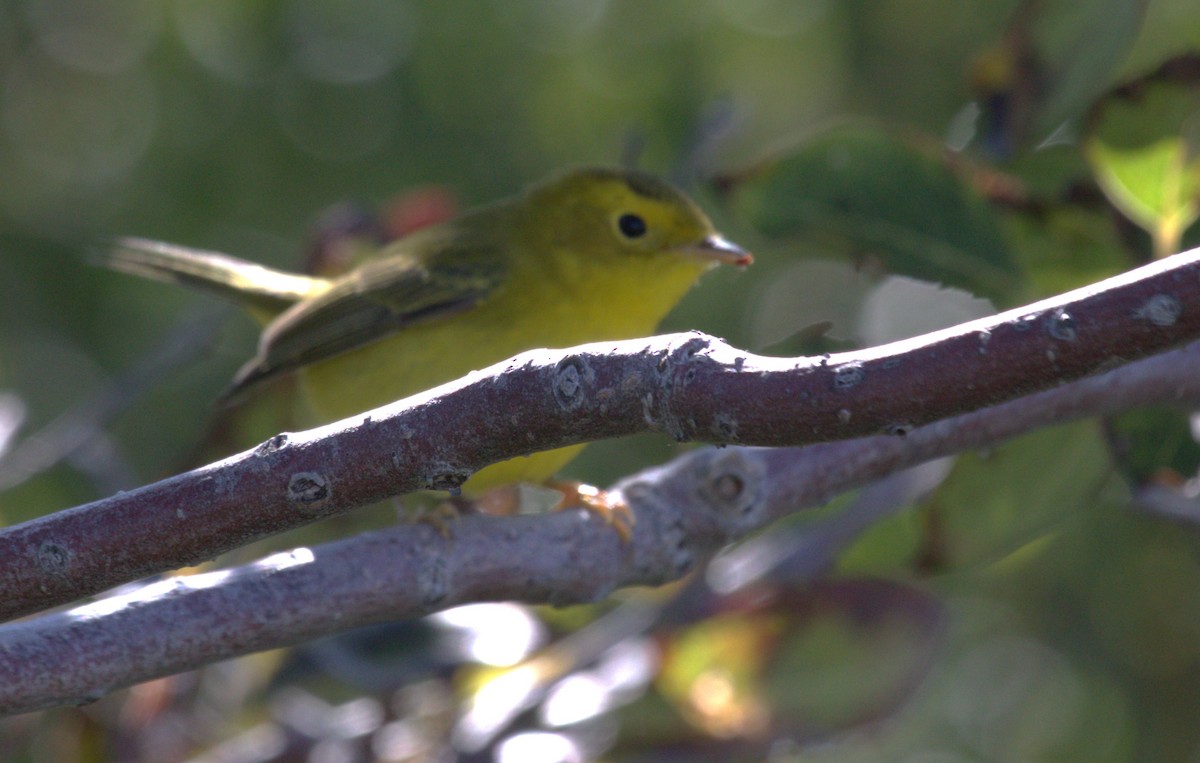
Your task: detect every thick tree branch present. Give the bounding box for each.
[0,249,1197,625]
[1,339,1198,717]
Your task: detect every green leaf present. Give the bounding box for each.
[928,420,1112,569]
[1088,138,1200,252]
[1107,406,1200,484]
[839,421,1112,575]
[1084,70,1200,256]
[723,126,1021,303]
[1003,204,1130,298]
[966,0,1146,157]
[763,580,942,732]
[1026,0,1147,139]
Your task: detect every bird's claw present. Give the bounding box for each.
[415,499,464,538]
[549,480,635,543]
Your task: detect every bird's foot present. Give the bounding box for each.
[548,480,635,543]
[413,498,467,538]
[453,482,635,543]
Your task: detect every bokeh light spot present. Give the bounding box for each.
[288,0,415,85]
[24,0,163,74]
[2,51,157,184]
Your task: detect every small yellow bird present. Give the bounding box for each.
[106,166,751,526]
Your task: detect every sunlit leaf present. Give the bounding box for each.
[1084,58,1200,256]
[656,580,943,739]
[657,612,781,738]
[1087,138,1200,254]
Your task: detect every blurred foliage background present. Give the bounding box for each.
[5,1,1200,761]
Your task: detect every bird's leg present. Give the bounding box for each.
[459,482,636,542]
[397,495,468,538]
[546,480,636,543]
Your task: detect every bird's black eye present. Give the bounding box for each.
[617,213,647,239]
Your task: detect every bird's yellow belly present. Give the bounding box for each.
[296,292,656,495]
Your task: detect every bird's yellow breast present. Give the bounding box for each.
[298,245,709,493]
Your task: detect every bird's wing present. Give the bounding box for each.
[225,232,506,398]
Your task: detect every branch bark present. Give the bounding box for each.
[0,249,1197,624]
[1,338,1198,717]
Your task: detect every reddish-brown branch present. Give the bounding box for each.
[0,249,1198,623]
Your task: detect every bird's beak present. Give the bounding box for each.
[678,234,753,267]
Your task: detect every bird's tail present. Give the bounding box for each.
[102,237,328,324]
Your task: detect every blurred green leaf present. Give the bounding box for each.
[1087,138,1200,254]
[1026,0,1147,139]
[722,126,1021,303]
[764,580,942,733]
[967,0,1146,157]
[1118,0,1200,78]
[657,610,779,737]
[928,421,1112,570]
[1003,204,1131,298]
[836,498,925,576]
[839,422,1111,577]
[1107,406,1200,484]
[656,580,942,739]
[1084,59,1200,256]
